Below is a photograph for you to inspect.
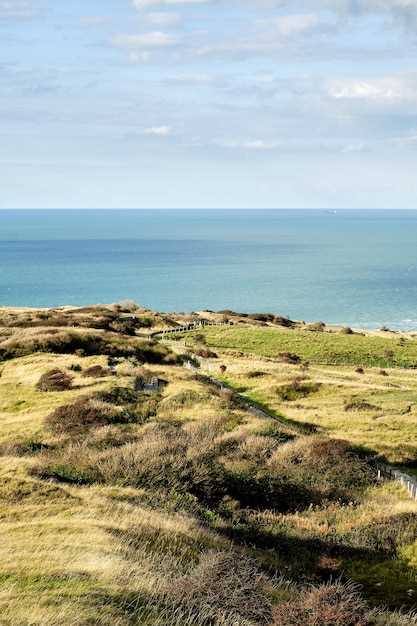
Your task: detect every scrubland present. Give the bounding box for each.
[1,304,417,625]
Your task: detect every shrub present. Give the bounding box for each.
[196,348,218,359]
[225,464,310,511]
[278,352,302,365]
[340,513,417,557]
[115,299,140,312]
[272,581,369,626]
[45,398,134,436]
[341,327,354,335]
[36,369,73,392]
[345,399,379,412]
[82,365,111,378]
[165,551,272,626]
[0,327,177,364]
[33,442,100,484]
[247,370,267,379]
[69,363,82,372]
[268,437,373,504]
[306,321,326,332]
[276,379,321,402]
[95,386,139,405]
[235,435,279,463]
[274,315,296,328]
[96,422,226,504]
[356,367,365,374]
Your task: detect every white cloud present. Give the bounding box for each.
[111,31,178,48]
[328,73,417,102]
[146,11,181,26]
[143,125,172,136]
[0,0,42,18]
[269,13,320,37]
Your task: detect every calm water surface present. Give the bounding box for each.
[1,209,417,329]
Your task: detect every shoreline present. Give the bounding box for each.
[1,303,416,337]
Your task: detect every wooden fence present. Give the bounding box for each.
[377,464,417,501]
[152,319,232,338]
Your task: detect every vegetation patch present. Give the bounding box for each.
[164,551,272,625]
[81,365,111,378]
[199,326,417,368]
[36,368,73,392]
[276,379,321,402]
[45,398,136,436]
[272,581,369,626]
[345,399,381,412]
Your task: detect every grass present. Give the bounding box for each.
[195,326,417,368]
[183,340,417,464]
[1,306,417,625]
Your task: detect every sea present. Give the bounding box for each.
[1,209,417,330]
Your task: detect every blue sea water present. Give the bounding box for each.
[1,209,417,330]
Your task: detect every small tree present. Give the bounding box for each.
[219,365,227,375]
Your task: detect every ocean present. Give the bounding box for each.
[1,209,417,330]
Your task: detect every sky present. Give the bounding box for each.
[1,0,417,209]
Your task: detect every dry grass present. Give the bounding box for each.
[1,310,417,624]
[272,581,369,626]
[193,351,417,464]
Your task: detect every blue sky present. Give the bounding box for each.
[1,0,417,209]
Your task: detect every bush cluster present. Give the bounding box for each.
[45,398,135,436]
[272,581,369,626]
[36,369,73,392]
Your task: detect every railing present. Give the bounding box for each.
[152,319,232,338]
[377,464,417,501]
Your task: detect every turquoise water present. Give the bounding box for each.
[1,209,417,329]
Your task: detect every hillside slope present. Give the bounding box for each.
[1,304,416,625]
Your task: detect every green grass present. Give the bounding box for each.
[194,326,417,368]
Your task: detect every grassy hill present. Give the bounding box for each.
[1,304,417,625]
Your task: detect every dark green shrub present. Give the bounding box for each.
[247,370,268,379]
[95,386,139,405]
[340,513,417,557]
[225,468,311,511]
[279,352,302,364]
[269,438,373,504]
[35,462,98,485]
[276,380,321,402]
